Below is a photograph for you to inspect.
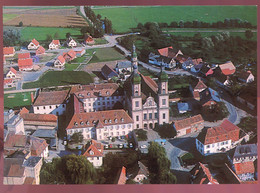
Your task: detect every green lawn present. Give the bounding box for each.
[89,47,125,63]
[71,55,87,63]
[23,71,93,89]
[93,6,257,33]
[4,91,35,109]
[94,38,108,45]
[20,27,82,41]
[3,14,18,22]
[64,63,81,71]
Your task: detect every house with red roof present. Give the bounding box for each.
[49,40,61,50]
[18,58,33,71]
[4,47,15,57]
[234,161,256,181]
[54,55,66,68]
[63,49,76,62]
[196,119,242,156]
[84,35,95,44]
[115,166,127,184]
[83,140,104,167]
[6,67,17,79]
[219,61,236,75]
[4,78,15,89]
[36,46,45,55]
[173,114,204,137]
[190,162,219,184]
[28,39,40,50]
[18,53,30,60]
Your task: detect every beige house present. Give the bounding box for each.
[67,38,77,47]
[6,67,17,79]
[28,39,40,50]
[49,40,61,50]
[54,55,66,68]
[83,140,104,167]
[23,156,43,184]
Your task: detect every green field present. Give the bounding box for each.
[89,47,125,63]
[93,6,257,33]
[3,14,18,22]
[4,91,35,109]
[20,27,82,41]
[23,71,93,89]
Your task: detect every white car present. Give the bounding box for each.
[140,144,147,149]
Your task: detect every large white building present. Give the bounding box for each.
[33,90,69,115]
[124,45,170,130]
[196,119,241,156]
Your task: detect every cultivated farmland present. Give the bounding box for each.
[93,6,257,33]
[3,7,87,28]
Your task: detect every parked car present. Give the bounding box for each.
[140,144,147,149]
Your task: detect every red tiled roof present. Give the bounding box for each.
[194,79,207,90]
[36,46,45,54]
[4,78,13,85]
[19,107,29,115]
[234,162,255,175]
[66,110,133,130]
[206,68,214,76]
[115,166,127,184]
[3,47,15,55]
[140,74,158,93]
[157,46,180,58]
[33,90,69,106]
[18,53,30,59]
[21,113,58,123]
[198,119,240,145]
[219,61,236,75]
[9,67,17,74]
[85,36,94,42]
[83,140,104,157]
[63,49,76,60]
[31,39,39,46]
[4,134,27,149]
[240,181,258,184]
[8,164,25,177]
[199,163,219,184]
[51,40,60,45]
[57,55,66,64]
[174,114,204,131]
[18,58,33,68]
[30,136,48,157]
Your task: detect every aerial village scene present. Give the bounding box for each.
[2,6,257,185]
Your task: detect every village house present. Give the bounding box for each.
[218,61,236,75]
[63,49,76,62]
[115,166,127,184]
[74,48,86,57]
[36,46,45,55]
[18,58,33,71]
[66,109,134,141]
[70,83,124,113]
[237,71,254,83]
[49,40,61,50]
[66,37,77,47]
[32,129,58,150]
[3,47,15,57]
[18,53,31,60]
[199,65,214,77]
[115,60,133,74]
[28,39,40,50]
[199,88,221,108]
[196,119,241,156]
[148,53,177,69]
[3,158,26,185]
[233,144,257,164]
[101,64,119,80]
[84,35,95,45]
[23,156,43,184]
[4,78,15,89]
[234,161,256,182]
[190,162,219,184]
[127,161,149,184]
[190,78,208,101]
[6,114,25,135]
[124,45,170,129]
[54,55,66,68]
[83,140,104,167]
[6,67,17,79]
[173,114,204,137]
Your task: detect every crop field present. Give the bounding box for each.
[22,71,93,89]
[3,14,18,22]
[3,7,87,28]
[20,27,82,41]
[4,91,35,109]
[89,47,125,63]
[93,6,257,33]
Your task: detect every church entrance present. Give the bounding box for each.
[149,123,153,130]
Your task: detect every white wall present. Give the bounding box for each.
[33,104,66,115]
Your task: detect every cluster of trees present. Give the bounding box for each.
[201,102,229,122]
[135,129,148,141]
[82,6,113,38]
[40,154,97,184]
[141,18,255,29]
[147,142,177,184]
[3,29,21,46]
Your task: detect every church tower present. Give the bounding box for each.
[131,44,143,129]
[157,67,169,125]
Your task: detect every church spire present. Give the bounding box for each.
[132,44,138,73]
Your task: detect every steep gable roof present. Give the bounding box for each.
[83,140,104,157]
[36,46,45,53]
[18,53,30,59]
[51,40,60,45]
[31,39,39,46]
[194,79,207,90]
[199,163,219,184]
[30,136,48,157]
[234,161,255,175]
[18,58,33,67]
[33,90,69,106]
[219,61,236,75]
[115,166,127,184]
[101,64,118,78]
[21,113,58,123]
[19,107,29,115]
[9,67,17,74]
[57,55,66,64]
